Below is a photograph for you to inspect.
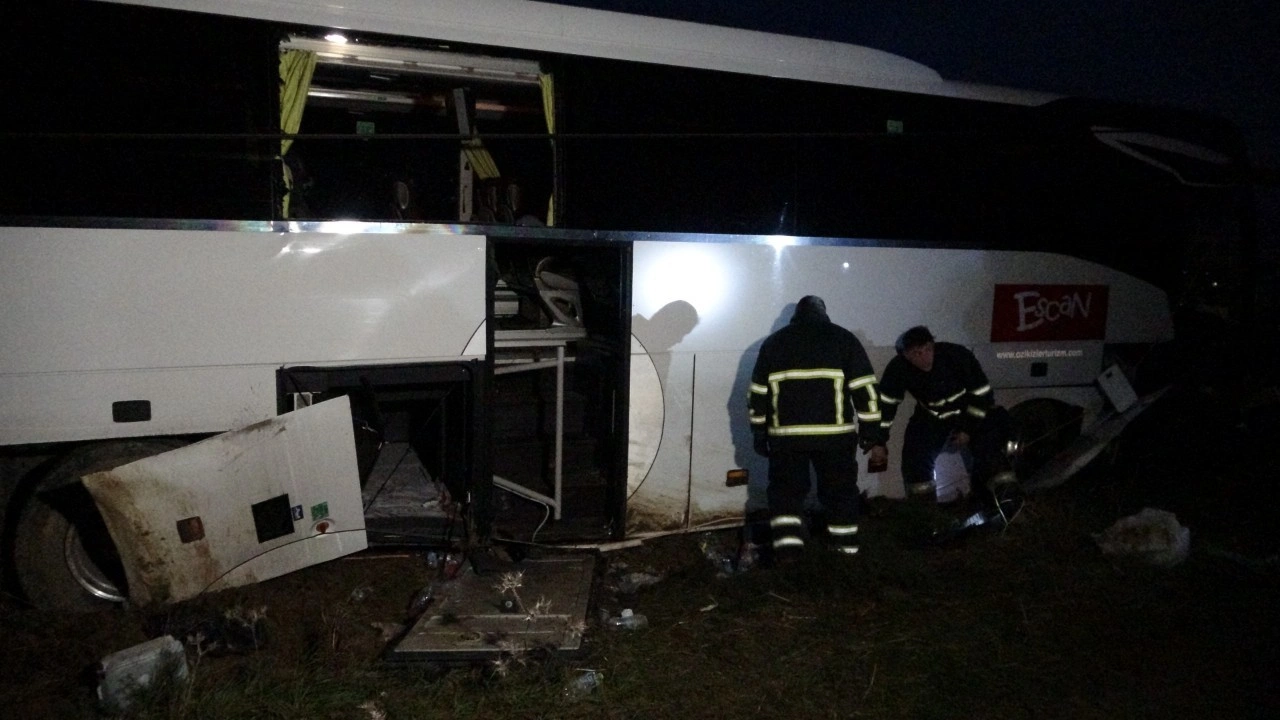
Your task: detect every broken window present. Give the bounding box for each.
[280,36,554,224]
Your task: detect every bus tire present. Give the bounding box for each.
[1008,399,1083,479]
[10,439,185,612]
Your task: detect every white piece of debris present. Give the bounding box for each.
[1094,507,1191,567]
[617,571,663,594]
[97,635,189,714]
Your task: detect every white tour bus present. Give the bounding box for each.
[0,0,1253,610]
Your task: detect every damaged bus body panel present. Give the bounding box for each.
[83,397,367,606]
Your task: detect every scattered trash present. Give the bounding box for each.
[563,669,603,698]
[443,551,464,579]
[617,571,662,594]
[183,604,268,655]
[699,601,718,612]
[606,608,648,630]
[699,532,740,577]
[349,585,374,603]
[97,635,189,714]
[693,530,764,575]
[1094,507,1191,567]
[406,583,436,623]
[927,491,1025,546]
[737,541,760,572]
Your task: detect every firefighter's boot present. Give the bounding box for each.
[826,521,860,557]
[768,513,806,566]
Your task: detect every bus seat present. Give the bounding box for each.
[534,256,583,327]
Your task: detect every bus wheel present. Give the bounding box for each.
[1008,399,1083,479]
[11,439,185,612]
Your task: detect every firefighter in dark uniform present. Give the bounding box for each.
[748,296,884,561]
[871,326,1019,511]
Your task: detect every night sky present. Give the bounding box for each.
[544,1,1278,163]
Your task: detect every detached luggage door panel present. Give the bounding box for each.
[83,397,367,606]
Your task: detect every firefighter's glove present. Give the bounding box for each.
[753,434,770,458]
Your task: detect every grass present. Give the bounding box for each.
[2,383,1278,719]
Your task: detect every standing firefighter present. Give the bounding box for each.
[748,296,883,562]
[872,326,1021,515]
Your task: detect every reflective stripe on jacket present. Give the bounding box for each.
[748,314,882,451]
[878,341,994,441]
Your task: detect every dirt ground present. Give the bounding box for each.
[2,382,1278,719]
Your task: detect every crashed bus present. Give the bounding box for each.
[0,0,1253,614]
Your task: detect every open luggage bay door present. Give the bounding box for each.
[82,397,368,606]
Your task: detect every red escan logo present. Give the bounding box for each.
[990,284,1109,342]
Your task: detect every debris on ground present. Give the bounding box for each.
[96,635,188,715]
[562,668,603,699]
[181,604,269,656]
[1094,507,1192,567]
[404,583,436,623]
[6,371,1280,717]
[699,530,758,576]
[616,571,663,594]
[605,608,648,630]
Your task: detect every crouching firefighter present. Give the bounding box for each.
[748,296,885,562]
[872,326,1022,517]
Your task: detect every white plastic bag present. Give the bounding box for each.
[1094,507,1191,567]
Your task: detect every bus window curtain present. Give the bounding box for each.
[279,49,317,219]
[540,72,556,226]
[463,140,501,180]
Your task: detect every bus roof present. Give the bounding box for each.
[98,0,1060,106]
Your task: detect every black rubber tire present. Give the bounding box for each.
[1008,399,1083,478]
[11,439,186,611]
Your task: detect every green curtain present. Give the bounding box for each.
[539,72,556,226]
[463,139,501,180]
[279,49,317,219]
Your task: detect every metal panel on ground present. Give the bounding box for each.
[83,396,367,606]
[388,554,595,663]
